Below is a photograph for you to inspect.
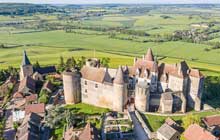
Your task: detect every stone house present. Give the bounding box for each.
[157,123,180,140]
[18,76,36,95]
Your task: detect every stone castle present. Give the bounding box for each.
[20,49,204,113]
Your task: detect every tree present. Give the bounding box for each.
[58,56,65,72]
[76,56,86,69]
[65,57,76,70]
[38,89,50,104]
[33,61,40,69]
[100,57,110,67]
[182,114,201,129]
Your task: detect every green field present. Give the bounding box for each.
[0,30,220,75]
[0,4,220,76]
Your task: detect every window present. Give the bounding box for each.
[85,81,87,85]
[95,84,98,88]
[85,89,87,93]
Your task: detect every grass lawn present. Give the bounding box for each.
[144,110,220,132]
[64,103,110,115]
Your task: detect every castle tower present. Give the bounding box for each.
[63,70,81,104]
[135,81,150,112]
[20,50,33,81]
[145,48,154,61]
[113,66,127,112]
[150,57,158,93]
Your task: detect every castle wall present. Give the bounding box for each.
[81,78,126,112]
[188,76,204,109]
[168,75,184,92]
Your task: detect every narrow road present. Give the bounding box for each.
[130,112,149,140]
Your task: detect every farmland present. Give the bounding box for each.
[0,4,220,76]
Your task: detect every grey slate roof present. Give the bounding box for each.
[157,123,179,140]
[34,66,56,74]
[21,50,31,66]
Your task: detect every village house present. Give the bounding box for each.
[63,122,100,140]
[157,118,180,140]
[184,124,219,140]
[203,115,220,136]
[16,112,42,140]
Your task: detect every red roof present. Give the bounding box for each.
[25,94,37,102]
[203,115,220,127]
[145,48,154,61]
[189,69,204,78]
[184,124,217,140]
[25,103,45,115]
[13,92,24,98]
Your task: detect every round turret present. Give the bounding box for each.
[63,71,81,104]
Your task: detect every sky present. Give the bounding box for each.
[0,0,219,4]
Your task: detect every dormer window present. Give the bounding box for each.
[95,84,98,88]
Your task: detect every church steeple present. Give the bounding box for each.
[145,48,154,61]
[21,50,31,66]
[20,50,33,81]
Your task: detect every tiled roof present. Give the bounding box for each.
[184,124,217,140]
[189,69,204,78]
[13,92,24,98]
[157,123,179,140]
[25,94,37,102]
[25,103,45,115]
[18,76,36,92]
[145,48,154,61]
[114,66,125,85]
[203,115,220,127]
[78,122,99,140]
[81,66,112,83]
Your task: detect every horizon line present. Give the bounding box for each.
[0,2,220,5]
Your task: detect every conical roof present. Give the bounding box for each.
[114,66,124,85]
[145,48,154,61]
[21,50,31,66]
[151,56,158,72]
